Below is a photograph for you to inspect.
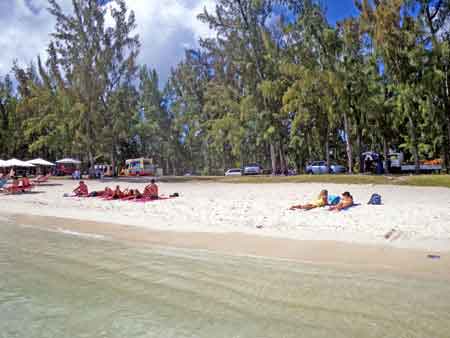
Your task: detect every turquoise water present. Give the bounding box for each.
[1,220,450,338]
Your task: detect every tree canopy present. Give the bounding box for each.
[1,0,449,175]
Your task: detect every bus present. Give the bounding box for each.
[124,158,156,176]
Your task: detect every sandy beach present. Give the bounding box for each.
[2,179,450,338]
[1,179,449,253]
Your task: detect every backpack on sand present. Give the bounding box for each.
[368,193,382,205]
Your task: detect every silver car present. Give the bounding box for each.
[243,163,263,175]
[306,161,346,174]
[225,168,242,176]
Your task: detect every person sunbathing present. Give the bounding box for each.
[4,177,20,193]
[111,185,124,199]
[121,188,143,200]
[73,181,89,197]
[143,179,159,199]
[20,174,32,188]
[329,191,354,211]
[290,190,328,210]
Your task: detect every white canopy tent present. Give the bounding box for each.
[56,158,81,164]
[0,159,7,166]
[27,158,55,166]
[1,158,35,168]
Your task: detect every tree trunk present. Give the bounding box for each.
[279,143,287,175]
[111,144,116,177]
[445,115,450,174]
[343,111,353,173]
[408,115,420,174]
[270,143,277,175]
[356,126,363,173]
[383,136,390,174]
[325,133,330,169]
[444,60,450,174]
[88,150,95,178]
[165,157,169,176]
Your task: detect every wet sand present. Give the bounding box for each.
[10,213,450,281]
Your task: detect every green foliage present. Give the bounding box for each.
[1,0,450,176]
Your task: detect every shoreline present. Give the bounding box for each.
[8,212,450,281]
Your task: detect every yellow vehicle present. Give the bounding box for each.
[124,158,156,176]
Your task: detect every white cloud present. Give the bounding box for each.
[0,0,215,83]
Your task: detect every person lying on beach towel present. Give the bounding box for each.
[110,185,124,200]
[329,191,354,212]
[73,181,89,197]
[290,190,328,210]
[19,174,32,188]
[2,176,21,194]
[87,186,108,197]
[143,179,159,199]
[121,188,143,200]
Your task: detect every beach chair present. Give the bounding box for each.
[33,174,50,184]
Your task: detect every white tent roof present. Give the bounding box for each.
[1,158,35,167]
[0,159,6,166]
[27,158,55,166]
[56,158,81,164]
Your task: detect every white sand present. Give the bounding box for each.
[1,179,450,251]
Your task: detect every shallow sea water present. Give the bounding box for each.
[1,220,449,338]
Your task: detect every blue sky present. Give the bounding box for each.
[1,0,359,83]
[325,0,359,24]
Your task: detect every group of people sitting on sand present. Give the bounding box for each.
[72,179,160,200]
[289,190,354,212]
[0,173,34,193]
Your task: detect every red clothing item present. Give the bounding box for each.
[74,183,89,196]
[144,184,158,198]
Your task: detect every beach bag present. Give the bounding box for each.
[328,195,340,205]
[368,193,382,205]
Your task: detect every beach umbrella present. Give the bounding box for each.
[4,158,35,167]
[27,158,55,166]
[56,158,81,164]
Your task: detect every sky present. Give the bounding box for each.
[0,0,358,84]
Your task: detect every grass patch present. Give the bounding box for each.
[53,173,450,188]
[398,175,450,188]
[159,174,450,188]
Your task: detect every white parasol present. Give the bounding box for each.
[56,158,81,164]
[27,158,55,166]
[2,158,35,167]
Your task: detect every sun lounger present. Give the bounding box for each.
[2,184,34,194]
[33,174,50,184]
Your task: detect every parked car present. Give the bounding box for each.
[306,161,346,174]
[225,168,242,176]
[243,163,263,175]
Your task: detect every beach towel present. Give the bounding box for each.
[341,203,361,211]
[133,196,172,203]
